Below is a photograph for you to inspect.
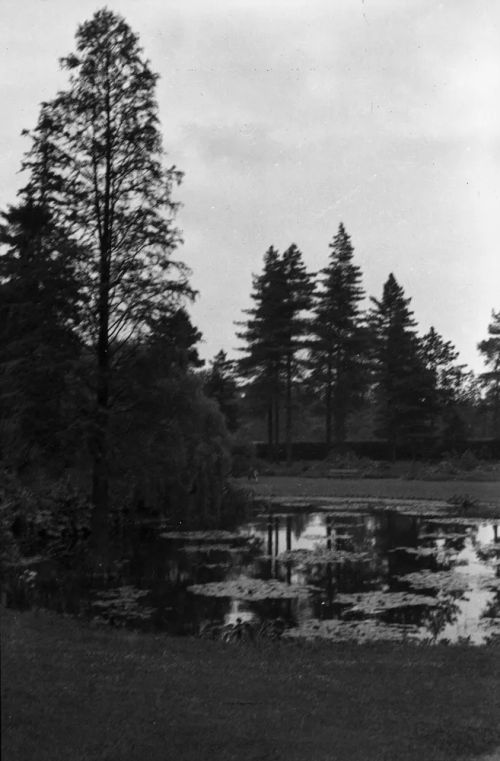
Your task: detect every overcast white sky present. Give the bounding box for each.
[1,0,499,372]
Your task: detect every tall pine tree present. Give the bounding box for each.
[419,326,468,445]
[237,247,286,459]
[478,310,500,436]
[309,223,366,446]
[0,201,82,468]
[369,274,434,457]
[281,244,315,463]
[237,244,313,461]
[19,9,192,549]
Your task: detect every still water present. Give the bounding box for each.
[8,504,500,644]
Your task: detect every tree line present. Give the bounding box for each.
[235,225,499,461]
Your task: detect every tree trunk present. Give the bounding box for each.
[90,260,110,554]
[285,352,292,465]
[273,394,280,462]
[267,401,273,460]
[90,81,112,556]
[325,358,332,449]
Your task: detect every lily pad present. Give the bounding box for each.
[283,618,420,642]
[160,530,243,542]
[398,570,473,593]
[182,544,243,554]
[188,577,315,600]
[334,590,440,614]
[278,548,368,565]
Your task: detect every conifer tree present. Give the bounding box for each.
[419,326,468,443]
[0,201,82,467]
[478,310,500,435]
[204,350,240,432]
[19,9,192,548]
[281,244,315,463]
[369,274,434,457]
[309,224,366,446]
[237,244,313,461]
[237,247,286,459]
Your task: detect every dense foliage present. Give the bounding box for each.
[0,9,233,559]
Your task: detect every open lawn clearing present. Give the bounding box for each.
[2,608,500,761]
[246,476,500,506]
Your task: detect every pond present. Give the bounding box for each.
[6,501,500,645]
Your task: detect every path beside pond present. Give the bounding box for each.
[245,476,500,505]
[3,608,500,761]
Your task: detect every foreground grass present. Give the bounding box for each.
[247,476,500,506]
[2,609,500,761]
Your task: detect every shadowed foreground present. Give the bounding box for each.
[2,609,500,761]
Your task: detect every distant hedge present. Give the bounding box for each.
[254,439,500,462]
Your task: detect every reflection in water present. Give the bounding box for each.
[5,505,500,644]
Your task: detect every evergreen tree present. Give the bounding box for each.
[309,223,366,446]
[19,9,192,548]
[281,244,315,463]
[237,245,313,461]
[369,274,434,457]
[204,350,240,432]
[237,246,286,459]
[478,310,500,436]
[0,201,82,467]
[419,327,468,444]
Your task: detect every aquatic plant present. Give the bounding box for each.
[160,530,244,542]
[334,590,440,614]
[277,548,369,565]
[283,618,420,642]
[397,570,472,594]
[188,577,315,600]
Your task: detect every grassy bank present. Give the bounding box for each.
[245,476,500,506]
[2,608,500,761]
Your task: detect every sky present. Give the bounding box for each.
[1,0,499,372]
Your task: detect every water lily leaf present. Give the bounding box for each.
[283,618,420,642]
[278,548,368,565]
[188,577,315,600]
[334,590,440,613]
[397,570,473,593]
[160,530,243,542]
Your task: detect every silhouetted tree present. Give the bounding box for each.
[204,350,240,432]
[237,246,286,459]
[309,223,366,446]
[369,274,434,457]
[281,244,315,463]
[478,310,500,436]
[419,326,468,445]
[20,9,192,549]
[0,201,82,468]
[237,245,314,461]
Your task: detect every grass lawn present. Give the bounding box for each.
[2,608,500,761]
[246,476,500,505]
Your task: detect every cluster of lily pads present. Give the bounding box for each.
[334,590,440,615]
[161,530,243,542]
[283,618,420,642]
[188,576,315,600]
[277,548,368,566]
[397,570,472,594]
